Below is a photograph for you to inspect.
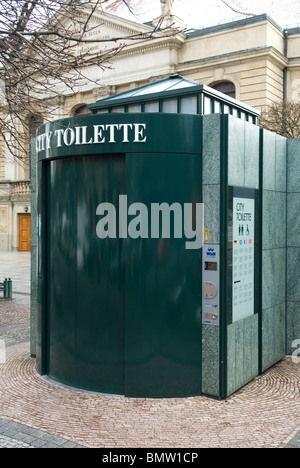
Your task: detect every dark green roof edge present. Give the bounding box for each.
[186,14,283,38]
[286,27,300,36]
[145,13,298,37]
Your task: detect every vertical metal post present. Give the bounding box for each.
[258,129,264,374]
[3,279,7,298]
[3,278,12,299]
[283,30,288,103]
[219,114,229,399]
[7,278,12,299]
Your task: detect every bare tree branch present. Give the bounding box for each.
[220,0,256,17]
[0,0,182,166]
[258,101,300,139]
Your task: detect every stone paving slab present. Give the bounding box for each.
[0,324,30,347]
[0,302,30,329]
[0,435,33,448]
[0,419,84,448]
[284,429,300,449]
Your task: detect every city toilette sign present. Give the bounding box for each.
[232,197,255,322]
[36,122,148,152]
[36,114,202,158]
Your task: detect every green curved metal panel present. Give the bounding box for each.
[125,153,202,398]
[46,155,125,394]
[38,113,203,397]
[75,155,125,393]
[47,158,77,386]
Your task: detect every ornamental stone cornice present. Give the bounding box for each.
[177,46,288,74]
[287,58,300,69]
[113,34,186,60]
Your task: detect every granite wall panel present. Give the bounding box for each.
[202,114,221,396]
[286,139,300,355]
[261,129,287,371]
[226,117,260,396]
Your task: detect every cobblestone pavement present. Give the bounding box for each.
[0,303,300,448]
[0,303,30,346]
[0,302,84,448]
[0,252,300,448]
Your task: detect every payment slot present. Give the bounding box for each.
[202,244,220,326]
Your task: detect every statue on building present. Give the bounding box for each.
[160,0,174,18]
[153,0,183,29]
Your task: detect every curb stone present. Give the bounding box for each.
[0,419,85,448]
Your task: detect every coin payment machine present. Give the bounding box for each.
[202,245,220,326]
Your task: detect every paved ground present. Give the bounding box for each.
[0,252,300,449]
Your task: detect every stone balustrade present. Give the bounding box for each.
[0,180,31,200]
[11,180,31,199]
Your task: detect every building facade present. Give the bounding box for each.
[0,7,299,251]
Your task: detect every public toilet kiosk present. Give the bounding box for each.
[36,75,287,399]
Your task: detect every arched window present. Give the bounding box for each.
[74,105,90,116]
[211,82,236,99]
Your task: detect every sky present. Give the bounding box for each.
[106,0,300,29]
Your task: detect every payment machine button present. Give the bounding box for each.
[203,281,218,299]
[204,312,218,320]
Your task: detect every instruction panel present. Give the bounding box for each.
[232,197,255,322]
